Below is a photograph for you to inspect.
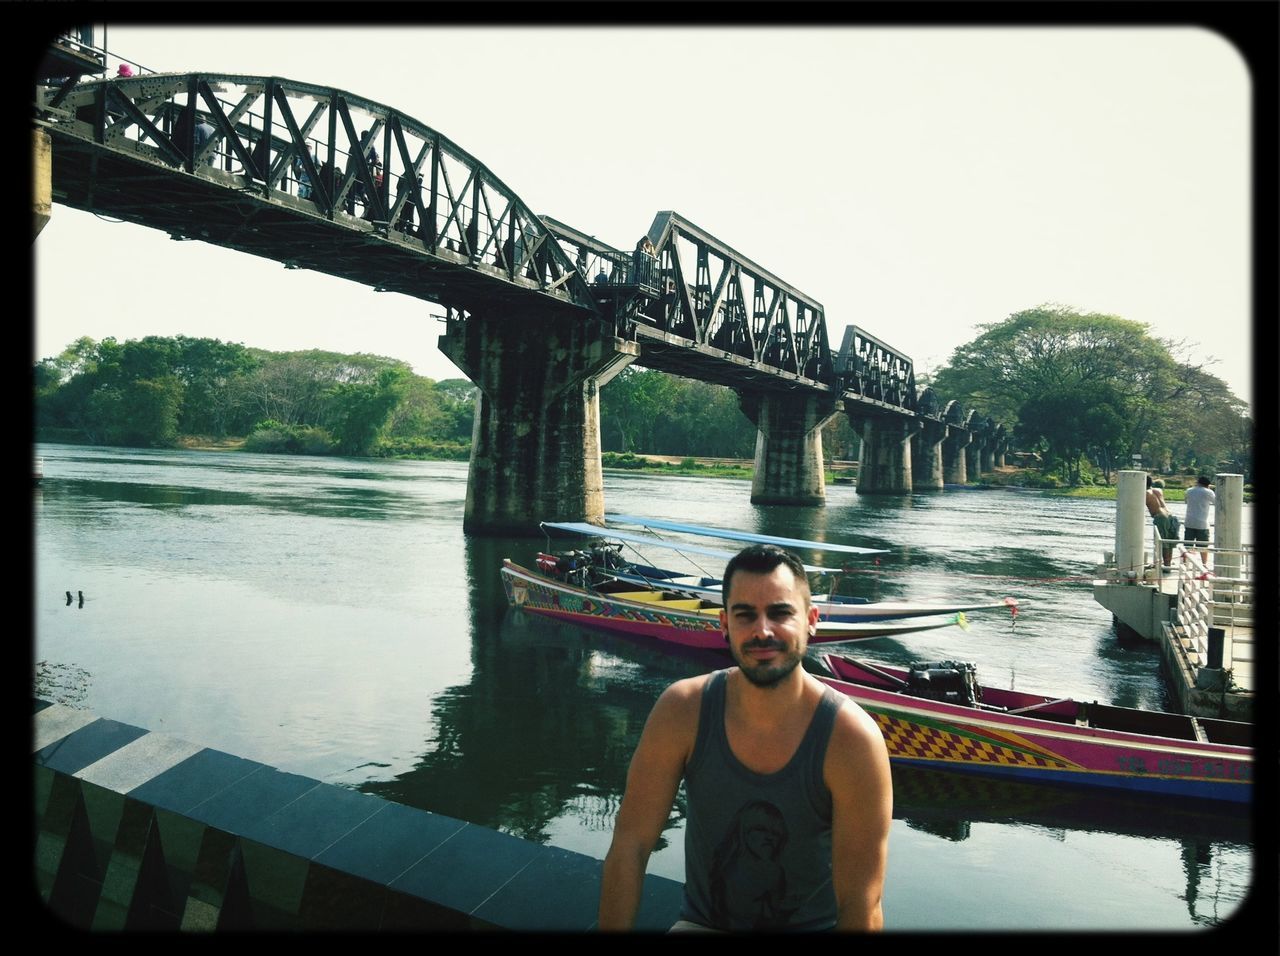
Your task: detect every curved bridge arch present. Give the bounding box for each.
[36,72,599,319]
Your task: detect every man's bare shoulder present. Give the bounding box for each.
[651,672,713,719]
[827,693,890,760]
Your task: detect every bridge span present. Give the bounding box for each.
[34,47,1007,535]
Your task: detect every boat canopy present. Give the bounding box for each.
[605,514,890,556]
[542,522,846,574]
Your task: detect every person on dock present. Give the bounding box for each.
[1146,476,1179,568]
[1183,475,1216,564]
[597,544,893,932]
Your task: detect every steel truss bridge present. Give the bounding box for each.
[35,68,928,420]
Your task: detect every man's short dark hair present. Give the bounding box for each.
[722,544,810,602]
[1198,475,1212,487]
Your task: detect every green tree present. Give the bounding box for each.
[326,365,408,456]
[116,375,185,446]
[434,378,478,442]
[239,351,339,427]
[930,304,1235,483]
[171,336,260,437]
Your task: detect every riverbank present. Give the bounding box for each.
[176,435,247,452]
[57,436,1255,501]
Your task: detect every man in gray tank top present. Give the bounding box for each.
[597,544,893,931]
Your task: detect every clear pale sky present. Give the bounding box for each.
[34,25,1255,410]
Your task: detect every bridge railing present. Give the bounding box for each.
[35,71,598,316]
[541,212,937,407]
[835,326,918,410]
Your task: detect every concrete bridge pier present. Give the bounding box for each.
[742,391,839,509]
[993,425,1008,468]
[34,128,52,241]
[942,427,971,485]
[738,392,839,505]
[440,312,638,536]
[910,418,947,491]
[981,445,996,474]
[966,428,987,482]
[970,416,996,479]
[849,408,917,495]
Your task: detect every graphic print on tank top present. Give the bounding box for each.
[708,799,798,929]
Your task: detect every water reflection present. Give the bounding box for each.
[357,536,689,843]
[891,763,1253,926]
[892,764,1250,845]
[358,605,701,846]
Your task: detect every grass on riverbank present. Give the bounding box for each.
[602,452,756,480]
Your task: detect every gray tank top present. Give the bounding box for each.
[679,669,844,931]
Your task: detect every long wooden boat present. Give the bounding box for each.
[817,653,1252,804]
[542,519,1023,624]
[606,565,1016,623]
[501,559,968,652]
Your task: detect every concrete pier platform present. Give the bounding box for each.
[1092,471,1253,724]
[1093,570,1253,723]
[1160,617,1253,723]
[33,698,684,932]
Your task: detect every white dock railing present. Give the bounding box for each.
[1168,542,1254,669]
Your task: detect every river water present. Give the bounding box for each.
[32,444,1258,931]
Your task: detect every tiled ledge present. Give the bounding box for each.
[32,699,684,932]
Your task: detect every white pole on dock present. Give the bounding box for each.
[1116,470,1147,578]
[1213,473,1243,590]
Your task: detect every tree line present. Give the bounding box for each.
[33,334,858,463]
[926,305,1252,483]
[35,304,1251,484]
[34,335,474,458]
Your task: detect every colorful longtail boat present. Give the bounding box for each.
[540,518,1023,624]
[500,559,969,652]
[817,654,1252,804]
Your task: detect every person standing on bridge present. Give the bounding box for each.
[395,171,421,233]
[597,544,892,932]
[347,130,380,217]
[294,147,316,199]
[632,236,657,290]
[194,115,216,167]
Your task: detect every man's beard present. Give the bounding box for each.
[731,638,804,688]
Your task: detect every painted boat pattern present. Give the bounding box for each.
[501,560,962,651]
[817,662,1251,803]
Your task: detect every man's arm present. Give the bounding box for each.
[597,678,702,931]
[825,700,893,931]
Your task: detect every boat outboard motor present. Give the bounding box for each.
[906,661,982,707]
[537,550,591,585]
[589,542,626,571]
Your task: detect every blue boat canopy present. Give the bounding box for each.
[604,514,890,556]
[542,522,856,574]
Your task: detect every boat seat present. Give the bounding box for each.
[653,599,707,610]
[612,591,672,603]
[613,591,708,611]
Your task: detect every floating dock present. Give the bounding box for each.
[1092,472,1252,722]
